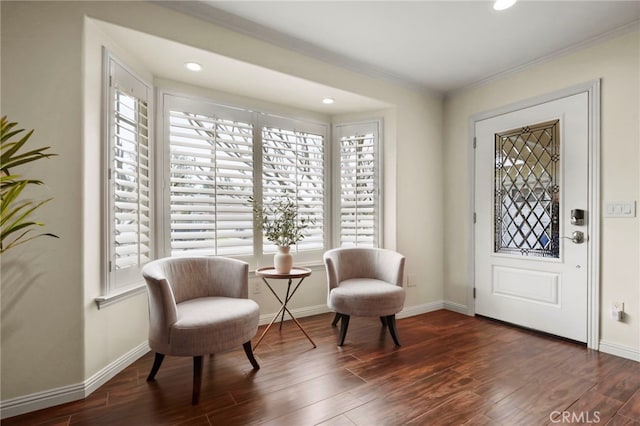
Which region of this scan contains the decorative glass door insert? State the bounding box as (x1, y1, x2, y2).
(494, 120, 560, 258)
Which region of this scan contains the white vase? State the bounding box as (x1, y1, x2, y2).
(274, 246, 293, 274)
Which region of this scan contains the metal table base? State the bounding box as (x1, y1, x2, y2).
(252, 267, 316, 350)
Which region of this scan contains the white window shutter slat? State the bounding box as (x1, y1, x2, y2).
(261, 125, 325, 253)
(337, 123, 379, 248)
(168, 110, 254, 256)
(108, 58, 153, 292)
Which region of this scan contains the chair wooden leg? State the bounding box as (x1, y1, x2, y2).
(380, 316, 387, 327)
(192, 356, 203, 405)
(331, 312, 342, 327)
(146, 352, 165, 381)
(243, 341, 260, 370)
(386, 315, 401, 346)
(338, 315, 350, 346)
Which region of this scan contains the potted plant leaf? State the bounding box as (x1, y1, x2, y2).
(1, 116, 58, 253)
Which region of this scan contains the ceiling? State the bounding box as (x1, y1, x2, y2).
(95, 19, 391, 115)
(101, 1, 640, 114)
(186, 0, 640, 93)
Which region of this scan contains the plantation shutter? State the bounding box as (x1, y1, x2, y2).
(109, 59, 152, 289)
(261, 117, 326, 254)
(335, 122, 380, 248)
(167, 99, 254, 257)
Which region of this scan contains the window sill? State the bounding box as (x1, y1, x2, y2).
(95, 262, 324, 308)
(95, 284, 147, 309)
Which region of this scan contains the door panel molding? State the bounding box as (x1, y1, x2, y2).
(492, 266, 561, 306)
(468, 79, 600, 349)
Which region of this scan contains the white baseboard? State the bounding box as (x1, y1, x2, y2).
(0, 382, 86, 420)
(443, 301, 471, 316)
(85, 342, 151, 395)
(259, 303, 331, 324)
(398, 300, 473, 318)
(265, 300, 464, 322)
(599, 340, 640, 362)
(0, 342, 150, 420)
(397, 300, 445, 318)
(260, 300, 468, 323)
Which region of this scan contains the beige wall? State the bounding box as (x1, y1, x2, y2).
(82, 15, 155, 385)
(1, 0, 443, 404)
(444, 29, 640, 352)
(1, 1, 86, 399)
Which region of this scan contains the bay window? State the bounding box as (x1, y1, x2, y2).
(102, 59, 382, 302)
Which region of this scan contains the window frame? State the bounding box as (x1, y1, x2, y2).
(257, 113, 329, 266)
(157, 91, 330, 267)
(160, 93, 256, 262)
(99, 50, 154, 305)
(332, 119, 384, 248)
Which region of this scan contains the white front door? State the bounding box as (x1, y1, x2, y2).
(474, 92, 589, 342)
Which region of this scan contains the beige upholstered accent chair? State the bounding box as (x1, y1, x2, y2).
(142, 256, 260, 404)
(323, 247, 406, 346)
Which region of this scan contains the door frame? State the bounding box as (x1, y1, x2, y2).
(467, 80, 601, 350)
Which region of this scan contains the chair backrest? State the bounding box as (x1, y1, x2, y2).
(323, 247, 405, 290)
(143, 256, 249, 304)
(142, 256, 249, 346)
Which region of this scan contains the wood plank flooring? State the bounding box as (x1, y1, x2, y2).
(4, 310, 640, 425)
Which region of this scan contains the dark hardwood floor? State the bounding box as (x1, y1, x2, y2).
(4, 310, 640, 425)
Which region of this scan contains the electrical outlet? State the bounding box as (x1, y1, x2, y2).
(611, 301, 624, 321)
(253, 282, 261, 294)
(406, 274, 417, 287)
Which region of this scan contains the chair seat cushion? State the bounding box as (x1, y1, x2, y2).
(168, 297, 259, 356)
(329, 278, 405, 317)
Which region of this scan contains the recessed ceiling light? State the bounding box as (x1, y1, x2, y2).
(322, 98, 335, 105)
(493, 0, 517, 10)
(184, 62, 203, 72)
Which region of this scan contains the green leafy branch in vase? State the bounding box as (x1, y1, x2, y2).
(1, 116, 58, 253)
(250, 196, 314, 248)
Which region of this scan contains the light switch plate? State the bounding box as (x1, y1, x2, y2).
(605, 201, 636, 218)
